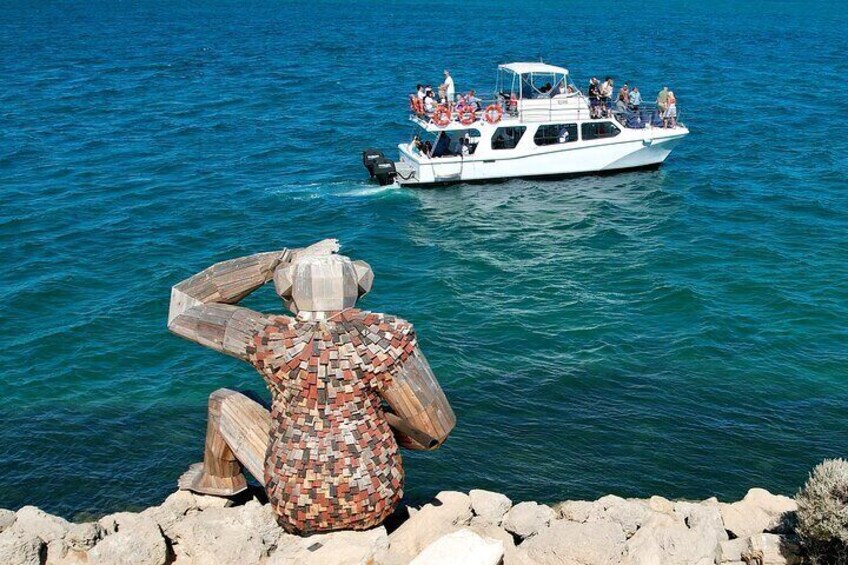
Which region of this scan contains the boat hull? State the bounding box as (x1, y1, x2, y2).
(396, 129, 687, 186)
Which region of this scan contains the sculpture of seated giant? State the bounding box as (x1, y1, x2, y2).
(166, 240, 456, 534)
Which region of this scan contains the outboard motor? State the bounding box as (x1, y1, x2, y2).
(372, 158, 397, 186)
(362, 149, 385, 178)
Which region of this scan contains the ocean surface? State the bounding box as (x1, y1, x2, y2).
(2, 0, 847, 520)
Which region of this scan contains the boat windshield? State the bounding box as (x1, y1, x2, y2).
(497, 67, 568, 100)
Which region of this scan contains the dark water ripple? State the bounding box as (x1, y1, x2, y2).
(1, 0, 847, 520)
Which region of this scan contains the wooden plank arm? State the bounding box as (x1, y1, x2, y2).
(168, 304, 268, 361)
(381, 346, 456, 451)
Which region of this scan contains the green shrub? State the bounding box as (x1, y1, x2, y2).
(796, 458, 848, 564)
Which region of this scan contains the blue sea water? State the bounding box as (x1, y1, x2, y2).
(1, 0, 847, 520)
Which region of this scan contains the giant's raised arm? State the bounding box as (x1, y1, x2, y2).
(167, 239, 339, 360)
(380, 334, 456, 451)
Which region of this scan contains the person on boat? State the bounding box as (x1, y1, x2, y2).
(410, 135, 425, 155)
(664, 90, 677, 128)
(600, 77, 614, 117)
(460, 137, 470, 157)
(416, 84, 425, 103)
(558, 125, 570, 143)
(467, 89, 482, 111)
(442, 70, 455, 108)
(619, 83, 630, 105)
(423, 88, 437, 115)
(614, 95, 629, 116)
(588, 78, 601, 118)
(629, 87, 642, 111)
(656, 86, 669, 116)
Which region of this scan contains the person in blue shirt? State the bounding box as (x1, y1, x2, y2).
(629, 87, 642, 111)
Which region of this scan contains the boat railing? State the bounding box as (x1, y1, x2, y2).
(409, 93, 682, 130)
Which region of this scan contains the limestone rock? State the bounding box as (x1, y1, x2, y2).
(673, 500, 728, 541)
(14, 506, 70, 543)
(0, 509, 16, 533)
(719, 488, 797, 538)
(469, 489, 512, 525)
(269, 526, 388, 565)
(718, 536, 749, 563)
(501, 501, 556, 539)
(520, 520, 627, 564)
(586, 495, 657, 537)
(648, 495, 675, 515)
(64, 521, 104, 551)
(741, 534, 801, 565)
(97, 511, 145, 534)
(15, 505, 71, 563)
(163, 489, 233, 512)
(88, 514, 166, 565)
(469, 517, 515, 548)
(411, 529, 504, 565)
(554, 499, 594, 522)
(0, 527, 45, 565)
(171, 502, 280, 564)
(388, 491, 473, 560)
(621, 513, 721, 565)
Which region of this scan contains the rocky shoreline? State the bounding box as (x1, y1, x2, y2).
(0, 485, 803, 564)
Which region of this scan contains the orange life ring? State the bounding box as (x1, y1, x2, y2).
(432, 105, 451, 127)
(458, 108, 476, 125)
(483, 104, 503, 124)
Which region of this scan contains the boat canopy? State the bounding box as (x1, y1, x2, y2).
(497, 62, 569, 100)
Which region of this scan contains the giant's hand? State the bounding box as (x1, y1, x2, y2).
(167, 240, 339, 360)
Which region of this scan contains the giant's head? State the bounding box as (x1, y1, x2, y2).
(273, 253, 373, 317)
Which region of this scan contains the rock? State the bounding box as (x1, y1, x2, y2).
(647, 495, 675, 515)
(501, 501, 556, 539)
(64, 521, 104, 551)
(741, 534, 801, 565)
(164, 489, 233, 512)
(170, 501, 281, 564)
(388, 491, 473, 560)
(519, 520, 627, 564)
(718, 537, 749, 563)
(554, 499, 594, 522)
(0, 509, 16, 534)
(15, 505, 71, 563)
(0, 527, 45, 565)
(719, 488, 797, 538)
(621, 513, 720, 565)
(411, 529, 504, 565)
(468, 517, 515, 547)
(586, 495, 657, 537)
(97, 511, 145, 534)
(373, 548, 410, 565)
(673, 500, 728, 541)
(14, 506, 70, 543)
(269, 526, 388, 565)
(88, 514, 166, 565)
(469, 490, 512, 525)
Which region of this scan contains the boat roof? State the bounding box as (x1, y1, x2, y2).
(499, 62, 568, 75)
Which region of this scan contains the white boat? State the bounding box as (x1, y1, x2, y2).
(362, 62, 689, 186)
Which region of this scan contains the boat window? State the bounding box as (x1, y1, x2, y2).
(534, 124, 578, 146)
(491, 126, 527, 150)
(581, 121, 621, 141)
